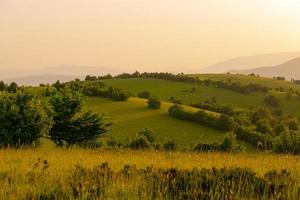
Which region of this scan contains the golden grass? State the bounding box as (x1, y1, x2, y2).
(0, 148, 299, 180)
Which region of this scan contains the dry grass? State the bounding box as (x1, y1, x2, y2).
(0, 148, 299, 178)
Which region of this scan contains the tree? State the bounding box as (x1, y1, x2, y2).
(256, 119, 272, 134)
(147, 97, 161, 109)
(48, 88, 110, 146)
(0, 92, 52, 147)
(0, 81, 7, 92)
(7, 82, 18, 93)
(218, 114, 236, 131)
(137, 91, 151, 99)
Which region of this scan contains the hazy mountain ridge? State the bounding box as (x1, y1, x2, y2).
(0, 65, 124, 86)
(201, 52, 300, 73)
(230, 56, 300, 79)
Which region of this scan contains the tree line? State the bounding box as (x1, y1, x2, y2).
(85, 72, 270, 94)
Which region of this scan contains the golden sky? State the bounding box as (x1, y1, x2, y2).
(0, 0, 300, 71)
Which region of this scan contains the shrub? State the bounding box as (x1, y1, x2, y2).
(6, 82, 18, 93)
(147, 97, 161, 109)
(169, 104, 235, 131)
(137, 128, 155, 143)
(128, 136, 151, 150)
(218, 114, 236, 131)
(110, 88, 131, 101)
(163, 140, 178, 151)
(137, 91, 151, 99)
(219, 133, 240, 152)
(264, 95, 280, 107)
(0, 92, 52, 147)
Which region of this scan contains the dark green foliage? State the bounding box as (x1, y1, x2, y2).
(6, 82, 18, 93)
(82, 84, 132, 101)
(235, 126, 270, 148)
(147, 97, 161, 109)
(219, 133, 240, 152)
(0, 81, 7, 91)
(255, 119, 272, 134)
(218, 114, 236, 131)
(264, 95, 280, 107)
(52, 80, 65, 91)
(48, 88, 110, 146)
(110, 87, 131, 101)
(0, 92, 52, 147)
(163, 140, 178, 151)
(273, 131, 300, 154)
(137, 91, 151, 99)
(137, 128, 155, 143)
(168, 104, 235, 131)
(191, 100, 236, 115)
(128, 136, 152, 150)
(192, 133, 240, 152)
(128, 129, 157, 150)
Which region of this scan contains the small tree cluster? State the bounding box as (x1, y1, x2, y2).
(0, 81, 18, 93)
(137, 91, 151, 99)
(168, 104, 236, 131)
(147, 97, 161, 109)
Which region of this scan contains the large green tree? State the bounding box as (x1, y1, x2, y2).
(0, 92, 52, 147)
(49, 88, 110, 146)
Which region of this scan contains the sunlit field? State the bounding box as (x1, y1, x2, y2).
(0, 148, 299, 199)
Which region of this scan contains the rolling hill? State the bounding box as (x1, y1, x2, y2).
(230, 56, 300, 80)
(200, 52, 300, 73)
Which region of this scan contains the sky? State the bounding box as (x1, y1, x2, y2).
(1, 0, 300, 71)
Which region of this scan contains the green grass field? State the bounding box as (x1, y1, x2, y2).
(101, 77, 300, 118)
(190, 73, 300, 91)
(83, 97, 226, 147)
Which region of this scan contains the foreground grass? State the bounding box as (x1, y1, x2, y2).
(0, 148, 299, 177)
(0, 149, 299, 199)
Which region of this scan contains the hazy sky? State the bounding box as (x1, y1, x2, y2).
(1, 0, 300, 71)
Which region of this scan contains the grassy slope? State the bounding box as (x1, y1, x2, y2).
(83, 97, 226, 147)
(191, 73, 300, 90)
(102, 77, 300, 119)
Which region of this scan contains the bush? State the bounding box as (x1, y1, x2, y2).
(0, 92, 52, 147)
(6, 82, 18, 93)
(168, 104, 235, 131)
(137, 128, 155, 143)
(218, 114, 236, 131)
(163, 140, 178, 151)
(137, 91, 151, 99)
(128, 136, 152, 150)
(147, 97, 161, 109)
(219, 133, 240, 152)
(110, 88, 131, 101)
(48, 88, 110, 146)
(264, 95, 280, 107)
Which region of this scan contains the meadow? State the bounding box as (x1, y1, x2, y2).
(0, 148, 299, 199)
(83, 97, 227, 147)
(102, 77, 300, 119)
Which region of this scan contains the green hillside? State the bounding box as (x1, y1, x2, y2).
(83, 97, 226, 147)
(190, 73, 300, 91)
(101, 77, 300, 118)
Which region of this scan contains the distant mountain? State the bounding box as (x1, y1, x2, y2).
(0, 65, 124, 86)
(4, 74, 81, 86)
(201, 52, 300, 73)
(230, 56, 300, 80)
